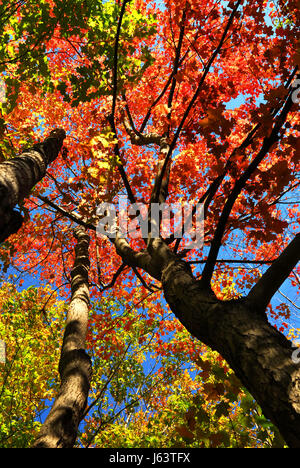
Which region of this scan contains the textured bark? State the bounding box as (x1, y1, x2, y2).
(160, 253, 300, 448)
(32, 227, 92, 448)
(0, 128, 66, 243)
(113, 236, 300, 447)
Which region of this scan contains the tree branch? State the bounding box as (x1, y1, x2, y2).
(112, 232, 161, 281)
(201, 88, 295, 287)
(166, 7, 187, 137)
(153, 0, 243, 205)
(168, 67, 299, 251)
(108, 0, 137, 205)
(99, 262, 127, 292)
(37, 195, 95, 230)
(247, 233, 300, 312)
(123, 116, 162, 146)
(0, 128, 66, 243)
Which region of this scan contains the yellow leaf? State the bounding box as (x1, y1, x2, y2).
(88, 167, 99, 179)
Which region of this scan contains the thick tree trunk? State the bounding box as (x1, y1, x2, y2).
(32, 227, 92, 448)
(160, 254, 300, 448)
(0, 128, 66, 243)
(112, 229, 300, 447)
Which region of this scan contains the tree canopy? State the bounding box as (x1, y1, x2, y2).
(0, 0, 299, 449)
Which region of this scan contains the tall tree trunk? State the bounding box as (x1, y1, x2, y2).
(0, 128, 66, 243)
(113, 234, 300, 447)
(32, 227, 92, 448)
(158, 242, 300, 448)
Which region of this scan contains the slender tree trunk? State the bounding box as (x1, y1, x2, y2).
(0, 128, 66, 243)
(32, 227, 92, 448)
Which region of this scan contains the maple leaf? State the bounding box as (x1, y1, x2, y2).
(0, 0, 299, 450)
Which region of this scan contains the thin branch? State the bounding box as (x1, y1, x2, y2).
(201, 88, 295, 287)
(188, 259, 276, 265)
(138, 44, 196, 134)
(110, 0, 130, 121)
(166, 7, 187, 135)
(82, 343, 131, 420)
(131, 266, 159, 292)
(278, 289, 300, 310)
(247, 233, 300, 312)
(99, 262, 127, 292)
(37, 195, 96, 231)
(153, 0, 243, 204)
(108, 0, 137, 205)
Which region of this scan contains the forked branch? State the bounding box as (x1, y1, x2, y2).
(201, 89, 295, 287)
(247, 233, 300, 312)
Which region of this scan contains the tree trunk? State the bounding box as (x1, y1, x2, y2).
(32, 227, 92, 448)
(111, 228, 300, 447)
(0, 128, 66, 243)
(160, 253, 300, 448)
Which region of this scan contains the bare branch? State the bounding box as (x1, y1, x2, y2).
(37, 195, 95, 230)
(201, 88, 295, 287)
(247, 233, 300, 312)
(153, 0, 243, 205)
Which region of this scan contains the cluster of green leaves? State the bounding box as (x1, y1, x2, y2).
(57, 0, 157, 106)
(0, 0, 156, 112)
(93, 345, 286, 448)
(0, 1, 55, 111)
(0, 281, 288, 448)
(0, 282, 64, 448)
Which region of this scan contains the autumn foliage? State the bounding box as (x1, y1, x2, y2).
(0, 0, 299, 449)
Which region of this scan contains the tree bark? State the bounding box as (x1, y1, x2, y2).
(0, 128, 66, 243)
(159, 249, 300, 448)
(113, 235, 300, 447)
(32, 226, 92, 448)
(37, 203, 299, 446)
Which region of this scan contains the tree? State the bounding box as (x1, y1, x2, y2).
(0, 280, 288, 448)
(0, 0, 299, 448)
(0, 282, 65, 448)
(0, 128, 66, 243)
(32, 226, 91, 448)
